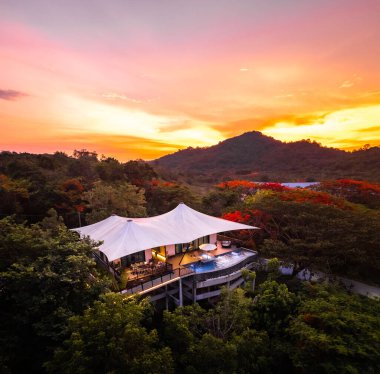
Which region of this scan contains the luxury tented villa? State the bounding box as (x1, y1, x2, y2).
(74, 203, 259, 306)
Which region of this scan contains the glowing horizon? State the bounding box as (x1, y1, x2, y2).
(1, 0, 380, 161)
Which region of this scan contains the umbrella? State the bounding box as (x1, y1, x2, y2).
(199, 243, 217, 251)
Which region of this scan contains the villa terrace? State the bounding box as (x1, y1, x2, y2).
(119, 239, 238, 287)
(123, 243, 258, 295)
(74, 203, 259, 305)
(117, 240, 232, 285)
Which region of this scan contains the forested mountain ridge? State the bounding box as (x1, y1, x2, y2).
(152, 131, 380, 183)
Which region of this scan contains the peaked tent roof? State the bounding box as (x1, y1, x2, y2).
(73, 203, 258, 261)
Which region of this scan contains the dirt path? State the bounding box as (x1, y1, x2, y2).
(297, 269, 380, 299)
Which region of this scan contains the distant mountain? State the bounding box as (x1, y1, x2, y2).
(152, 131, 380, 183)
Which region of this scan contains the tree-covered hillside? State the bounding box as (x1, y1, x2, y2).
(152, 131, 380, 184)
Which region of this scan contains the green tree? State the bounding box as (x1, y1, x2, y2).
(0, 174, 30, 215)
(252, 280, 298, 335)
(145, 181, 200, 215)
(187, 333, 237, 374)
(0, 219, 109, 373)
(163, 303, 205, 355)
(267, 257, 281, 280)
(68, 149, 99, 181)
(204, 288, 252, 340)
(46, 293, 174, 374)
(124, 159, 157, 187)
(288, 283, 380, 374)
(162, 303, 207, 371)
(83, 181, 146, 223)
(232, 329, 272, 374)
(96, 157, 126, 182)
(201, 188, 241, 216)
(241, 268, 257, 293)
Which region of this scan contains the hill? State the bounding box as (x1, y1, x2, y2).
(152, 131, 380, 183)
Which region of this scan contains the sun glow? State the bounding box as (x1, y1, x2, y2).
(262, 105, 380, 149)
(1, 1, 380, 159)
(51, 94, 223, 156)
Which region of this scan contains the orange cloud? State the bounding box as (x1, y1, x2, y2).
(1, 0, 380, 159)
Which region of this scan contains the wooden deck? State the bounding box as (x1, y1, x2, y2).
(121, 241, 237, 289)
(122, 262, 170, 282)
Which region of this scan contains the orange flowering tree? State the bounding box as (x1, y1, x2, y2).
(220, 185, 380, 282)
(317, 179, 380, 209)
(278, 188, 351, 210)
(222, 208, 279, 248)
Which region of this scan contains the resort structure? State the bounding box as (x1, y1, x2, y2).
(74, 203, 259, 307)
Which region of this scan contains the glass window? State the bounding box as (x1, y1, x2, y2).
(120, 250, 146, 267)
(175, 243, 183, 254)
(192, 235, 210, 249)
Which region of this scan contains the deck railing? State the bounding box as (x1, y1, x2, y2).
(124, 266, 193, 294)
(123, 248, 258, 295)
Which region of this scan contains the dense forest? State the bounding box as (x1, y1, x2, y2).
(0, 150, 199, 227)
(152, 131, 380, 184)
(209, 180, 380, 284)
(1, 218, 379, 373)
(1, 150, 380, 373)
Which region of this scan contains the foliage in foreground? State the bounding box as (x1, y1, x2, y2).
(0, 216, 378, 374)
(46, 293, 174, 374)
(160, 283, 380, 374)
(0, 217, 110, 373)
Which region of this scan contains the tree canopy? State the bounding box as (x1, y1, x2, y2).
(46, 293, 174, 374)
(215, 182, 380, 284)
(0, 218, 110, 373)
(83, 181, 147, 223)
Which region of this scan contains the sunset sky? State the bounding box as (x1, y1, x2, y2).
(1, 0, 380, 160)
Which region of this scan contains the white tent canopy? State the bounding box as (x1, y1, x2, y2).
(73, 203, 258, 261)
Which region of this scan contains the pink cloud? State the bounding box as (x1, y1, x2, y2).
(1, 0, 380, 158)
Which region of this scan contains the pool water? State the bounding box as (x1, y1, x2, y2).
(187, 250, 254, 273)
(189, 261, 217, 272)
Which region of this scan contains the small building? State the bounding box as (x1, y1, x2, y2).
(74, 203, 259, 306)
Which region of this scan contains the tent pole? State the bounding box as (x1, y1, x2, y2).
(178, 244, 189, 267)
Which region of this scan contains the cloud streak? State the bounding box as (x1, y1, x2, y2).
(0, 89, 28, 101)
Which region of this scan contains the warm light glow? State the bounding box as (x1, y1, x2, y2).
(1, 1, 380, 160)
(263, 105, 380, 149)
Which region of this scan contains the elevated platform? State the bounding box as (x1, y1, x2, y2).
(122, 248, 259, 306)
